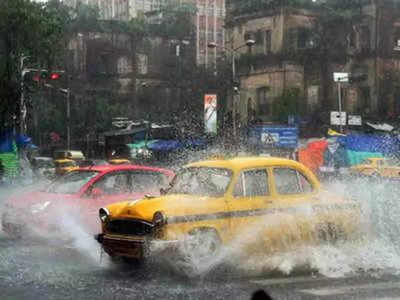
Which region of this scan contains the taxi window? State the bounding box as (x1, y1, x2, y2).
(273, 168, 302, 195)
(130, 170, 171, 192)
(297, 172, 313, 193)
(92, 171, 130, 194)
(234, 169, 269, 198)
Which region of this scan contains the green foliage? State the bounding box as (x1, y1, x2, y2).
(0, 0, 67, 129)
(273, 88, 304, 122)
(230, 0, 370, 17)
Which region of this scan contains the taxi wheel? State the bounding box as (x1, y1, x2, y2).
(178, 229, 222, 277)
(185, 229, 221, 262)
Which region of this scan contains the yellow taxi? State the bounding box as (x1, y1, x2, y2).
(55, 158, 79, 176)
(96, 157, 360, 269)
(108, 158, 131, 165)
(349, 157, 400, 179)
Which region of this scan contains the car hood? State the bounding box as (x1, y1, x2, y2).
(4, 191, 79, 210)
(106, 194, 215, 223)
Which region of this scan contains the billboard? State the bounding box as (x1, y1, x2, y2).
(248, 126, 299, 148)
(204, 94, 217, 134)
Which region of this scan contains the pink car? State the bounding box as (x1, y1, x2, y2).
(2, 164, 174, 238)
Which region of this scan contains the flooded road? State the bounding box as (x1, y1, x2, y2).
(1, 177, 400, 299)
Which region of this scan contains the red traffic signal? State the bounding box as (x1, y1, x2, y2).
(51, 73, 60, 80)
(33, 75, 40, 82)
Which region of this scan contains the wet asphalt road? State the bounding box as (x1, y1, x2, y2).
(1, 182, 400, 299)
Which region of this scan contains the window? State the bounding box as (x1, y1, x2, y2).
(254, 30, 263, 46)
(287, 27, 311, 50)
(265, 30, 271, 53)
(257, 87, 270, 116)
(349, 30, 357, 48)
(130, 170, 170, 192)
(297, 27, 309, 49)
(297, 172, 313, 193)
(92, 171, 130, 194)
(273, 168, 313, 195)
(47, 171, 99, 194)
(234, 169, 269, 198)
(287, 28, 297, 51)
(360, 26, 371, 51)
(169, 167, 232, 197)
(244, 31, 252, 41)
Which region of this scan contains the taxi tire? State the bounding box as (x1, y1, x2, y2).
(179, 229, 222, 277)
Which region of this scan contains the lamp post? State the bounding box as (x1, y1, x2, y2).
(59, 88, 71, 150)
(207, 39, 255, 142)
(19, 55, 31, 135)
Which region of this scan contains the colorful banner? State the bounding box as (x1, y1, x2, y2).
(204, 94, 217, 134)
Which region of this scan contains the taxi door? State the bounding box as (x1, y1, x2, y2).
(226, 168, 276, 253)
(268, 166, 319, 251)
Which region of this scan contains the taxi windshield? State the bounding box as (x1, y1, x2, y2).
(47, 171, 99, 194)
(168, 167, 232, 197)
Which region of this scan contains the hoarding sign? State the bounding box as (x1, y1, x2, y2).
(330, 111, 347, 125)
(204, 94, 217, 134)
(348, 115, 362, 126)
(333, 72, 349, 82)
(248, 126, 299, 148)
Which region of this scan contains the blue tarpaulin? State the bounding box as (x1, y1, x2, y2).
(183, 138, 207, 148)
(0, 131, 32, 153)
(332, 134, 399, 155)
(147, 140, 184, 151)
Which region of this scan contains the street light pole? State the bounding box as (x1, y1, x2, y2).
(207, 39, 255, 144)
(67, 89, 71, 150)
(338, 81, 342, 133)
(59, 88, 71, 149)
(19, 55, 30, 135)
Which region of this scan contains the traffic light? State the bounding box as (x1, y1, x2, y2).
(51, 73, 60, 80)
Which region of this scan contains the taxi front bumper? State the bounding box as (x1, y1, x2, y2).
(95, 233, 180, 259)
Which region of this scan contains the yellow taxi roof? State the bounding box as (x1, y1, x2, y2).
(187, 156, 304, 171)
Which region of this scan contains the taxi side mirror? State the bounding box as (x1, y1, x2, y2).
(91, 187, 104, 198)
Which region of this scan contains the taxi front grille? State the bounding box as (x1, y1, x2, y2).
(106, 219, 153, 236)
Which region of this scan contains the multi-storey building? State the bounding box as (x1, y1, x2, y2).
(226, 0, 400, 126)
(64, 0, 226, 66)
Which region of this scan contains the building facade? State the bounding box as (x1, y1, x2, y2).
(226, 1, 400, 127)
(64, 0, 226, 66)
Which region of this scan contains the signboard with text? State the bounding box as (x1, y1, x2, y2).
(248, 126, 299, 148)
(204, 94, 217, 134)
(348, 115, 362, 126)
(330, 111, 347, 126)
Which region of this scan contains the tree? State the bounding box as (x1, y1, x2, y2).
(0, 0, 68, 130)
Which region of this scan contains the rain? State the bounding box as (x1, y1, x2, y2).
(2, 0, 400, 299)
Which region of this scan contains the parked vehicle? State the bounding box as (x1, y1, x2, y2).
(55, 158, 79, 176)
(54, 150, 85, 162)
(30, 156, 55, 180)
(349, 157, 400, 179)
(78, 159, 109, 167)
(2, 165, 174, 238)
(95, 157, 360, 273)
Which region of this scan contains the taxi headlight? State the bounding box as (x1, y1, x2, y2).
(99, 208, 110, 223)
(153, 211, 166, 227)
